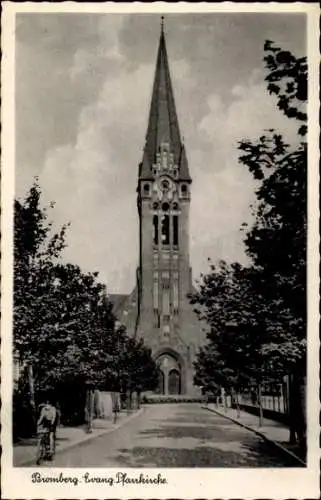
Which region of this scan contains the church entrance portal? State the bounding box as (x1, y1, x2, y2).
(156, 353, 182, 395)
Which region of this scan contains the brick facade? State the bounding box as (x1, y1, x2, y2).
(111, 25, 205, 396)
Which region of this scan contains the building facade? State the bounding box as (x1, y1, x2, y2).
(111, 24, 205, 396)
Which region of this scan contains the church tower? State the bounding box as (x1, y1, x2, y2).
(134, 21, 204, 396)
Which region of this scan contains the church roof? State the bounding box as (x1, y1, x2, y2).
(109, 294, 129, 315)
(139, 23, 191, 182)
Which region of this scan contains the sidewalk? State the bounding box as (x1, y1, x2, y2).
(14, 408, 144, 467)
(203, 404, 306, 466)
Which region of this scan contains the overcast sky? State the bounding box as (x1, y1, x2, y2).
(15, 12, 306, 293)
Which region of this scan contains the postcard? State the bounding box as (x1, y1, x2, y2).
(1, 2, 319, 498)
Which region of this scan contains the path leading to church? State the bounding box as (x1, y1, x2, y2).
(48, 404, 296, 467)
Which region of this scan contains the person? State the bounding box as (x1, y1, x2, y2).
(52, 402, 61, 453)
(37, 398, 57, 460)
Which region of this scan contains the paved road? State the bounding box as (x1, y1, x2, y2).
(48, 404, 297, 467)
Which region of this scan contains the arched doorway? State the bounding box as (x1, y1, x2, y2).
(156, 352, 182, 395)
(168, 369, 181, 395)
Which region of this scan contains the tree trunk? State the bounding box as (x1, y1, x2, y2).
(126, 390, 131, 414)
(257, 384, 264, 428)
(85, 389, 94, 433)
(288, 373, 306, 451)
(235, 391, 240, 419)
(27, 364, 37, 431)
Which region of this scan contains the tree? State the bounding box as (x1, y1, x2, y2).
(13, 181, 119, 430)
(14, 179, 69, 425)
(125, 337, 159, 395)
(238, 41, 307, 447)
(191, 41, 307, 445)
(190, 260, 273, 424)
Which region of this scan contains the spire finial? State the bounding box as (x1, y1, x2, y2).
(161, 16, 164, 33)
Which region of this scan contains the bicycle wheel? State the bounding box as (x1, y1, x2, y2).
(36, 434, 45, 465)
(45, 432, 52, 460)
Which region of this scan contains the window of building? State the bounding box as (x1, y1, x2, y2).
(153, 272, 159, 311)
(162, 289, 170, 316)
(154, 309, 160, 328)
(173, 215, 179, 246)
(173, 272, 179, 313)
(153, 202, 159, 210)
(181, 184, 188, 196)
(143, 183, 150, 195)
(162, 202, 170, 212)
(161, 215, 170, 245)
(153, 215, 158, 245)
(172, 202, 179, 210)
(161, 179, 170, 191)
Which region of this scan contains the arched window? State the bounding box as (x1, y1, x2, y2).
(161, 215, 170, 245)
(173, 215, 179, 246)
(181, 184, 188, 197)
(153, 215, 158, 245)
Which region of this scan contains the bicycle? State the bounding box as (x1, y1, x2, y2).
(36, 427, 53, 465)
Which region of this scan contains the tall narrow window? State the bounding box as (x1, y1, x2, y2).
(181, 184, 187, 196)
(173, 215, 179, 246)
(162, 288, 170, 316)
(162, 271, 170, 317)
(153, 215, 158, 245)
(153, 271, 159, 310)
(173, 272, 179, 313)
(161, 215, 170, 245)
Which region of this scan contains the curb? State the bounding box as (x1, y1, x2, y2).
(201, 405, 306, 466)
(17, 407, 145, 467)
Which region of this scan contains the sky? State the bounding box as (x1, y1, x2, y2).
(15, 12, 306, 293)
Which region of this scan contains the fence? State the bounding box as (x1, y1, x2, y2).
(239, 393, 287, 414)
(227, 379, 291, 425)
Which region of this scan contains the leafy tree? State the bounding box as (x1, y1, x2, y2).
(190, 260, 272, 421)
(191, 41, 307, 445)
(33, 264, 116, 392)
(13, 181, 118, 429)
(14, 180, 69, 424)
(124, 337, 159, 395)
(238, 41, 307, 377)
(238, 41, 307, 447)
(263, 40, 307, 135)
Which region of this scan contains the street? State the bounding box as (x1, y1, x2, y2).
(40, 404, 297, 467)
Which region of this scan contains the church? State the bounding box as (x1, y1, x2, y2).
(111, 21, 205, 396)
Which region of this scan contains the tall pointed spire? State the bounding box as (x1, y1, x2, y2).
(139, 19, 191, 182)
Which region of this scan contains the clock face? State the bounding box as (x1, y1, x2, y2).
(158, 176, 172, 192)
(161, 179, 170, 191)
(154, 176, 176, 201)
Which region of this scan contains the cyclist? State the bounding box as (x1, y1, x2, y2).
(37, 398, 57, 461)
